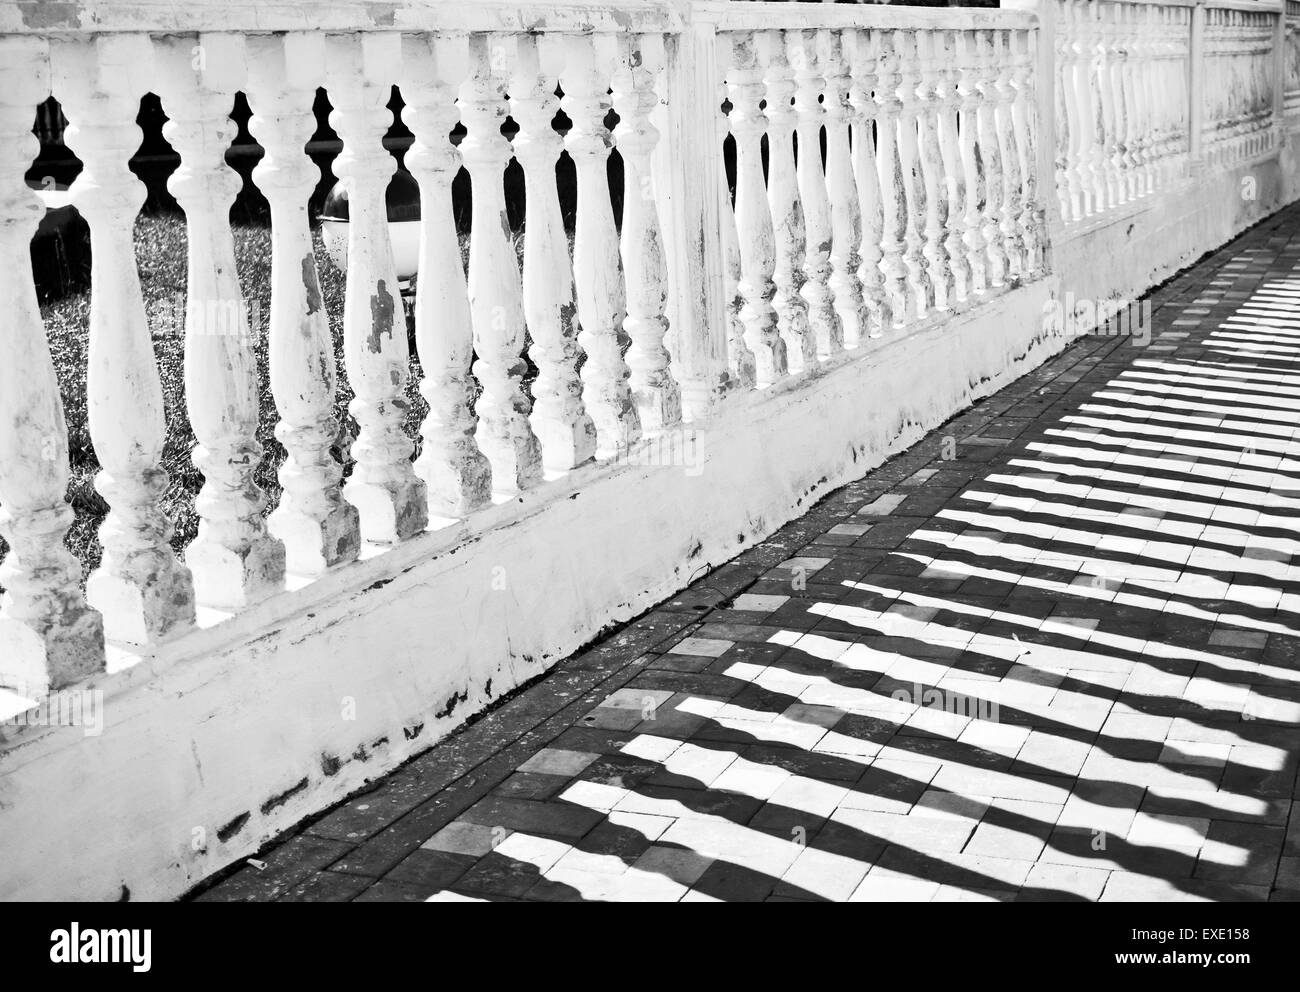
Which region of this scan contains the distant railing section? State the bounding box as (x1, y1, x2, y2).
(1201, 6, 1276, 166)
(1044, 0, 1288, 230)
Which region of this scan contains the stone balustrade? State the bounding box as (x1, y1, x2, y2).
(2, 0, 1299, 900)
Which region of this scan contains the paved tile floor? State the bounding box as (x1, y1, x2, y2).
(197, 208, 1300, 902)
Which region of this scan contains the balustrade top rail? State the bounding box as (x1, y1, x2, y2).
(699, 1, 1034, 29)
(0, 0, 1281, 34)
(0, 0, 683, 34)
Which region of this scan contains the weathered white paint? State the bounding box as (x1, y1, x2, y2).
(656, 6, 734, 417)
(613, 33, 683, 433)
(157, 34, 288, 609)
(0, 36, 105, 695)
(461, 33, 544, 495)
(822, 30, 867, 345)
(402, 33, 495, 519)
(513, 34, 599, 472)
(1016, 0, 1297, 307)
(0, 0, 684, 35)
(327, 33, 429, 545)
(763, 31, 815, 376)
(563, 32, 640, 457)
(1053, 154, 1291, 313)
(728, 30, 787, 385)
(248, 33, 363, 576)
(790, 29, 839, 359)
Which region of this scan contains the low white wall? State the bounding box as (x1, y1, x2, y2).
(0, 276, 1063, 901)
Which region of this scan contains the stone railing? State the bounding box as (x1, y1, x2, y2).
(1, 0, 1296, 900)
(0, 0, 1044, 700)
(1200, 4, 1278, 167)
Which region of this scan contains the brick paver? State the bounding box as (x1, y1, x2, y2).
(194, 207, 1300, 902)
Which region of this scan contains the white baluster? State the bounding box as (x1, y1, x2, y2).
(718, 70, 758, 389)
(727, 31, 786, 385)
(560, 33, 639, 456)
(613, 33, 683, 430)
(956, 32, 988, 295)
(1145, 7, 1165, 189)
(246, 33, 361, 575)
(875, 31, 910, 325)
(401, 33, 493, 518)
(156, 34, 285, 608)
(762, 31, 816, 374)
(0, 37, 104, 693)
(975, 30, 1008, 289)
(1167, 9, 1191, 180)
(1011, 28, 1045, 278)
(821, 30, 868, 347)
(511, 34, 597, 470)
(935, 30, 971, 306)
(916, 30, 952, 312)
(325, 34, 429, 541)
(993, 31, 1025, 280)
(894, 31, 930, 319)
(1051, 5, 1073, 219)
(1079, 4, 1107, 211)
(1201, 11, 1221, 169)
(846, 28, 889, 335)
(460, 33, 543, 493)
(1131, 5, 1155, 196)
(791, 30, 841, 356)
(1099, 7, 1127, 208)
(1061, 2, 1089, 218)
(54, 35, 196, 640)
(1118, 4, 1143, 200)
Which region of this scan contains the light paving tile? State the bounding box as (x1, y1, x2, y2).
(777, 847, 872, 901)
(668, 637, 735, 658)
(423, 821, 508, 857)
(732, 594, 790, 613)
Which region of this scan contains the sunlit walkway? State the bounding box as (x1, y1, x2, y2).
(196, 211, 1300, 902)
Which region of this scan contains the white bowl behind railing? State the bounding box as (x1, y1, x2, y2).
(318, 170, 423, 282)
(320, 218, 422, 281)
